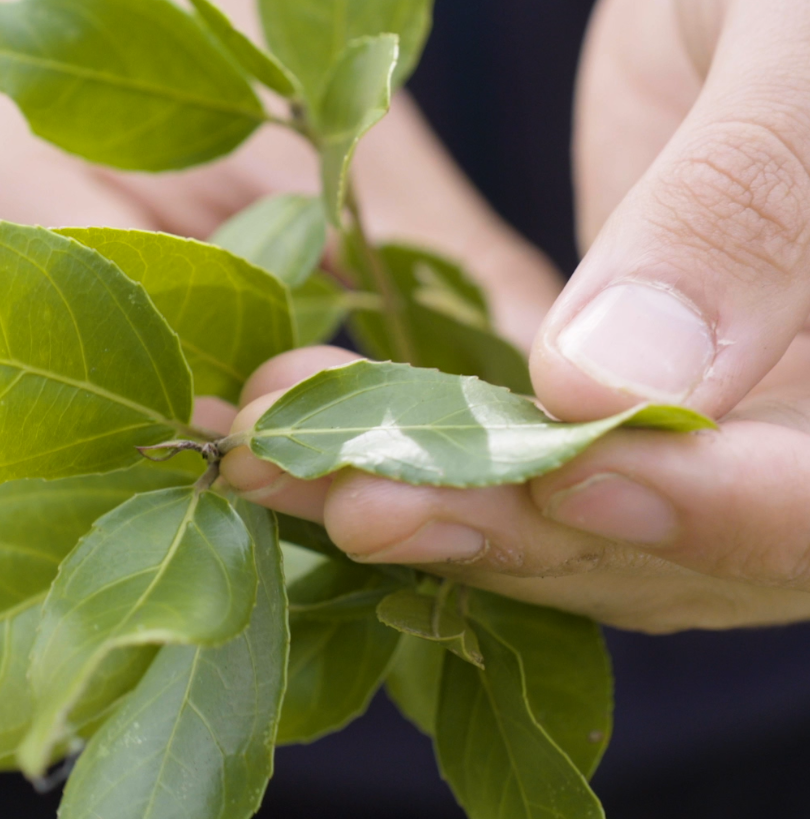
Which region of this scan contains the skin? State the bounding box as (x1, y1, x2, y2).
(7, 0, 810, 633)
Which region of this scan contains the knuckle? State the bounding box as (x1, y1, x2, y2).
(652, 120, 810, 280)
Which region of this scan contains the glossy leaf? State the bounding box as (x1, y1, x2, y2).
(189, 0, 299, 98)
(385, 635, 445, 736)
(0, 0, 265, 170)
(19, 488, 256, 776)
(59, 228, 294, 403)
(212, 195, 327, 288)
(377, 588, 484, 668)
(59, 504, 288, 819)
(0, 223, 192, 482)
(436, 633, 605, 819)
(258, 0, 432, 105)
(291, 272, 348, 346)
(469, 590, 612, 778)
(317, 35, 399, 224)
(238, 360, 715, 488)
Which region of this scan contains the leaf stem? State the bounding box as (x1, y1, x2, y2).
(345, 183, 416, 363)
(431, 579, 456, 637)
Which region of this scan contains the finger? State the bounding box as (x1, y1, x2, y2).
(532, 0, 810, 421)
(220, 347, 361, 522)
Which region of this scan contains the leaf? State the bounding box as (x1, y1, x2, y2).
(258, 0, 433, 105)
(277, 615, 399, 745)
(468, 591, 612, 778)
(436, 634, 605, 819)
(291, 272, 348, 346)
(385, 635, 444, 736)
(0, 0, 265, 171)
(377, 588, 484, 668)
(59, 504, 288, 819)
(189, 0, 299, 98)
(59, 228, 294, 404)
(0, 222, 193, 482)
(345, 241, 532, 393)
(18, 487, 257, 776)
(317, 35, 399, 224)
(236, 360, 715, 488)
(211, 195, 327, 289)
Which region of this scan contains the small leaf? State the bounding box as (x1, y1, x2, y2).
(0, 223, 193, 482)
(237, 360, 715, 488)
(385, 635, 444, 736)
(59, 505, 288, 819)
(317, 35, 399, 224)
(436, 633, 605, 819)
(189, 0, 299, 98)
(59, 228, 294, 403)
(469, 590, 612, 778)
(258, 0, 433, 105)
(0, 0, 265, 170)
(377, 588, 484, 668)
(211, 195, 327, 288)
(18, 488, 257, 776)
(291, 272, 348, 346)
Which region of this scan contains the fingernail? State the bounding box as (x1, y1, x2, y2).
(352, 522, 487, 565)
(544, 473, 678, 544)
(557, 283, 714, 401)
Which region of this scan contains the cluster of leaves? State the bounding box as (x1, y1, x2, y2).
(0, 1, 713, 818)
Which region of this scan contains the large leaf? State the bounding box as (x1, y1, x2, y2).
(258, 0, 433, 105)
(59, 505, 288, 819)
(0, 0, 265, 170)
(317, 35, 399, 224)
(347, 243, 533, 393)
(436, 634, 604, 819)
(189, 0, 299, 98)
(211, 195, 327, 288)
(18, 488, 256, 776)
(469, 591, 612, 778)
(59, 229, 294, 403)
(0, 223, 192, 482)
(385, 635, 444, 736)
(232, 360, 715, 488)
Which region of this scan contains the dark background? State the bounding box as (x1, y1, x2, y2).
(7, 0, 810, 816)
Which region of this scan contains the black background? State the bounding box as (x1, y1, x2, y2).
(7, 1, 810, 816)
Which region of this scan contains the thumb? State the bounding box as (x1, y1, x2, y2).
(532, 0, 810, 421)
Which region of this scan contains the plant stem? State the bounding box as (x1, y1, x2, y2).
(345, 184, 416, 364)
(431, 579, 456, 637)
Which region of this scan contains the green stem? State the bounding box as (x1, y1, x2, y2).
(431, 579, 456, 637)
(345, 184, 416, 364)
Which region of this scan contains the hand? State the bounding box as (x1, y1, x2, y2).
(223, 0, 810, 633)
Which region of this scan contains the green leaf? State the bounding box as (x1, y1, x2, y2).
(377, 588, 484, 668)
(211, 195, 327, 288)
(291, 272, 348, 346)
(189, 0, 299, 98)
(345, 241, 532, 392)
(59, 228, 294, 404)
(0, 223, 193, 482)
(258, 0, 432, 105)
(0, 0, 265, 170)
(59, 504, 288, 819)
(278, 614, 399, 745)
(236, 360, 715, 488)
(436, 633, 605, 819)
(18, 487, 257, 776)
(468, 591, 612, 778)
(385, 635, 444, 736)
(317, 35, 399, 224)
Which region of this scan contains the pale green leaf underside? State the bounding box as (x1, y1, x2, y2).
(385, 635, 444, 736)
(189, 0, 299, 98)
(318, 35, 399, 224)
(244, 360, 715, 488)
(59, 228, 294, 403)
(469, 591, 613, 779)
(59, 505, 288, 819)
(212, 195, 327, 289)
(0, 0, 265, 170)
(258, 0, 432, 105)
(436, 635, 604, 819)
(19, 488, 256, 776)
(0, 223, 192, 482)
